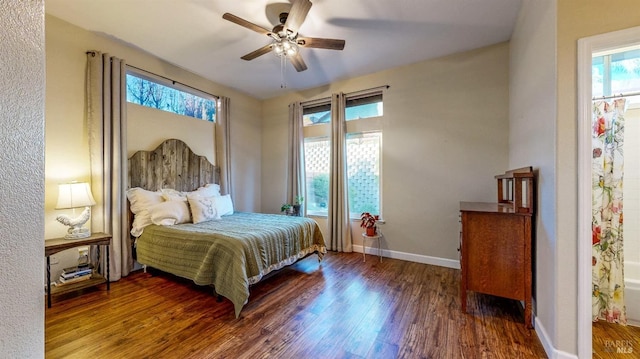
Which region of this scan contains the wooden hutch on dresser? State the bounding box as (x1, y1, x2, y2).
(459, 166, 535, 328)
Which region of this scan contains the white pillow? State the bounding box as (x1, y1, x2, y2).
(127, 187, 163, 213)
(127, 188, 164, 237)
(160, 184, 220, 202)
(187, 194, 221, 224)
(193, 183, 221, 198)
(160, 188, 187, 202)
(130, 209, 152, 237)
(149, 200, 191, 225)
(212, 194, 234, 216)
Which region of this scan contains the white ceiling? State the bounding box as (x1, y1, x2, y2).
(45, 0, 522, 100)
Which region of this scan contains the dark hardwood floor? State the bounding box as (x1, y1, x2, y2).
(592, 321, 640, 358)
(46, 252, 547, 358)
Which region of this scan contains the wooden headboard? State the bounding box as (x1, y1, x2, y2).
(128, 138, 220, 192)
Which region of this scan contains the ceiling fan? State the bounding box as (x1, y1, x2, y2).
(222, 0, 345, 72)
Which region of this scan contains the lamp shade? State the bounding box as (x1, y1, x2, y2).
(55, 182, 96, 209)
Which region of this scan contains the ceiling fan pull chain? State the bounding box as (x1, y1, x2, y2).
(281, 55, 287, 88)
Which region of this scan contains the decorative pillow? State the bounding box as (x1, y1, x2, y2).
(193, 183, 221, 198)
(187, 194, 221, 224)
(149, 200, 191, 225)
(212, 194, 234, 216)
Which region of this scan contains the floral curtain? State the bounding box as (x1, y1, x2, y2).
(592, 98, 627, 325)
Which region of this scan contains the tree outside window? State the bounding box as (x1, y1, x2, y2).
(126, 73, 216, 122)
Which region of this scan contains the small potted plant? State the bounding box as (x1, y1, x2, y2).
(292, 196, 304, 217)
(360, 212, 378, 236)
(281, 203, 293, 215)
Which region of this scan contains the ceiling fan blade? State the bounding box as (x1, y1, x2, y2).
(284, 0, 312, 35)
(241, 44, 273, 61)
(289, 52, 308, 72)
(223, 13, 272, 37)
(297, 37, 345, 50)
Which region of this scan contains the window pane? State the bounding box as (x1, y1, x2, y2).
(126, 73, 216, 122)
(346, 94, 383, 121)
(303, 110, 331, 126)
(592, 56, 605, 98)
(303, 93, 384, 125)
(304, 138, 330, 215)
(346, 132, 381, 217)
(611, 52, 640, 95)
(303, 102, 331, 126)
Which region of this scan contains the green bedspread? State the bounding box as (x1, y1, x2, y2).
(135, 212, 326, 317)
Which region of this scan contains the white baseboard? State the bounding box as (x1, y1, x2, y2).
(535, 317, 578, 359)
(351, 244, 460, 269)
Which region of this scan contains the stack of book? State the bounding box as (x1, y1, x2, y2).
(57, 264, 94, 286)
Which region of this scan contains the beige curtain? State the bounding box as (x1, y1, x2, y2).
(86, 51, 131, 281)
(216, 96, 232, 197)
(328, 92, 352, 252)
(287, 102, 305, 215)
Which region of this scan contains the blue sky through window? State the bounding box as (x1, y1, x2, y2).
(593, 49, 640, 99)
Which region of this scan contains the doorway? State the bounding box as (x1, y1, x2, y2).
(578, 26, 640, 358)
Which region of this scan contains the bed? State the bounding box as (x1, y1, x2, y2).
(128, 139, 326, 317)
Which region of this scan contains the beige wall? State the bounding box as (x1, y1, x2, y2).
(0, 1, 45, 357)
(509, 0, 558, 353)
(45, 14, 263, 276)
(127, 104, 216, 163)
(262, 43, 510, 261)
(555, 0, 640, 355)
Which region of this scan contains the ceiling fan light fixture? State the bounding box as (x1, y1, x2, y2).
(284, 41, 298, 56)
(273, 40, 298, 57)
(273, 41, 285, 56)
(223, 0, 343, 77)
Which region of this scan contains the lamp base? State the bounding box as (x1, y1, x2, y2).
(56, 206, 92, 239)
(65, 227, 91, 240)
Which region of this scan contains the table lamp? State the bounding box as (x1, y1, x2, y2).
(55, 182, 96, 239)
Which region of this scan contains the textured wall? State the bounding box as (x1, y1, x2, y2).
(0, 1, 46, 358)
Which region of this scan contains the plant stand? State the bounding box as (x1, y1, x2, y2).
(362, 219, 385, 262)
(361, 232, 382, 262)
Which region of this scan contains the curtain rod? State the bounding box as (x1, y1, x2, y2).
(86, 52, 219, 100)
(592, 90, 640, 101)
(126, 64, 219, 100)
(300, 85, 390, 106)
(346, 85, 390, 97)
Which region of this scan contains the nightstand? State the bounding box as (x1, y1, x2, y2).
(45, 232, 112, 308)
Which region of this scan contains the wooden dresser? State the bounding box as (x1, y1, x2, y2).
(460, 167, 534, 328)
